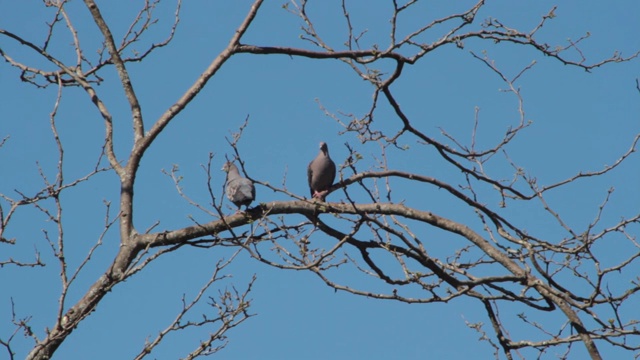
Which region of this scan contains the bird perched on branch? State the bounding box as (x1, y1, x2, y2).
(222, 161, 255, 212)
(307, 142, 336, 201)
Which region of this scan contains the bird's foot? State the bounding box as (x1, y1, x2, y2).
(312, 190, 328, 201)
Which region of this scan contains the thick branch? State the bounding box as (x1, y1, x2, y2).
(140, 199, 602, 358)
(236, 44, 410, 63)
(83, 0, 144, 142)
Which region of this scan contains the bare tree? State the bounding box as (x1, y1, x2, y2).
(1, 1, 638, 359)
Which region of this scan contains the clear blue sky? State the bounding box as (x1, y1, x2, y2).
(1, 1, 639, 359)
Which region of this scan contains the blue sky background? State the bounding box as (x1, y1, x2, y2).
(1, 1, 639, 359)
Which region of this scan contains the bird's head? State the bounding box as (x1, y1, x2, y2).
(319, 142, 329, 155)
(221, 161, 233, 173)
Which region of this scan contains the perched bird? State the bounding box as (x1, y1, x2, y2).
(222, 161, 255, 212)
(307, 142, 336, 201)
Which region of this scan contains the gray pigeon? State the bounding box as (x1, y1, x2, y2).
(307, 142, 336, 201)
(222, 161, 255, 212)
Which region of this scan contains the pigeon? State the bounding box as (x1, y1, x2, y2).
(222, 161, 255, 212)
(307, 142, 336, 201)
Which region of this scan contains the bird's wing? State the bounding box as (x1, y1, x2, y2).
(307, 160, 315, 196)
